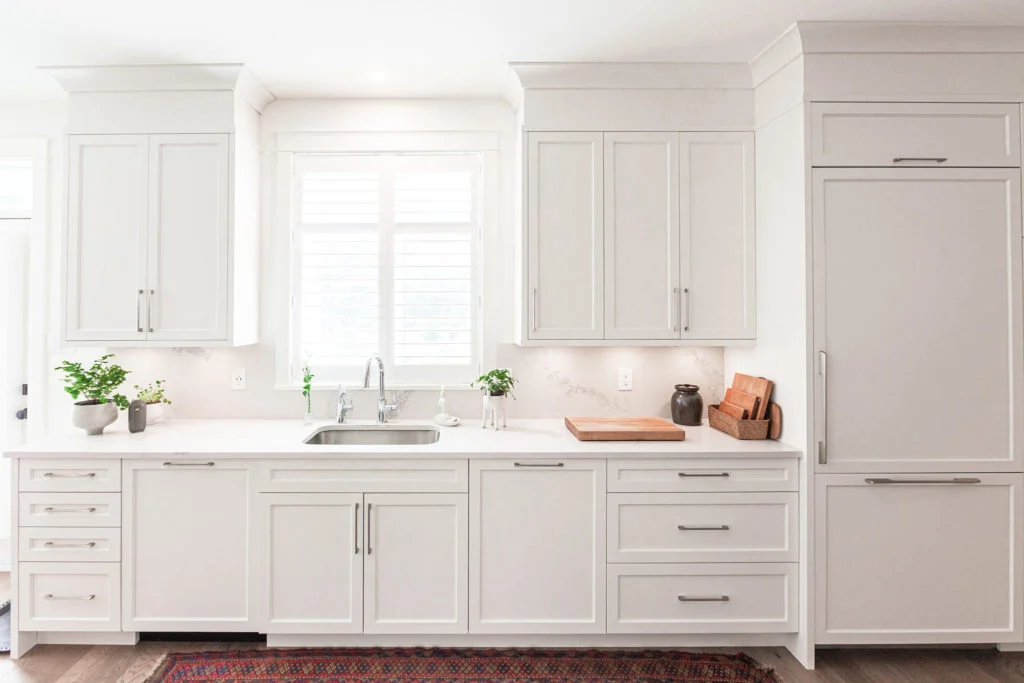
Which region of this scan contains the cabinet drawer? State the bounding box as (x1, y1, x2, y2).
(256, 460, 468, 493)
(19, 493, 121, 527)
(811, 103, 1021, 167)
(609, 492, 797, 563)
(19, 528, 121, 563)
(19, 562, 121, 631)
(608, 563, 797, 634)
(608, 459, 797, 493)
(19, 459, 121, 492)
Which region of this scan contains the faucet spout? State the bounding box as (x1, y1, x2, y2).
(363, 354, 397, 423)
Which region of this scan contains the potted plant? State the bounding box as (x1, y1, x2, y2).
(472, 368, 516, 430)
(55, 354, 130, 435)
(301, 364, 315, 424)
(135, 380, 172, 425)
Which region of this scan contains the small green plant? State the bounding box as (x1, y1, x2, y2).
(472, 368, 517, 398)
(301, 364, 315, 413)
(54, 354, 130, 410)
(134, 380, 171, 405)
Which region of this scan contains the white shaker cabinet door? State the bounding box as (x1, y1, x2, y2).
(470, 460, 606, 633)
(813, 168, 1023, 472)
(603, 133, 680, 340)
(680, 132, 755, 341)
(146, 134, 230, 342)
(527, 132, 604, 340)
(364, 493, 467, 634)
(122, 461, 252, 631)
(65, 135, 149, 342)
(255, 493, 363, 634)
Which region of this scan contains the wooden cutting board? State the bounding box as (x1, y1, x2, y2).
(565, 417, 686, 441)
(724, 387, 760, 420)
(732, 373, 774, 420)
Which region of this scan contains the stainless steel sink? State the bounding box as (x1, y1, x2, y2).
(304, 425, 441, 446)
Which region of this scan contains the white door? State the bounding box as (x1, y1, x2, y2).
(680, 133, 756, 341)
(816, 474, 1022, 644)
(147, 134, 230, 341)
(603, 133, 680, 340)
(256, 493, 363, 634)
(470, 460, 606, 634)
(813, 169, 1023, 472)
(65, 135, 148, 342)
(123, 461, 251, 630)
(527, 132, 604, 340)
(364, 493, 467, 634)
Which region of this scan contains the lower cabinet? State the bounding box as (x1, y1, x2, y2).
(816, 474, 1023, 644)
(122, 461, 252, 631)
(19, 562, 121, 632)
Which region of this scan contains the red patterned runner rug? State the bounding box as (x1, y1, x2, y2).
(145, 647, 780, 682)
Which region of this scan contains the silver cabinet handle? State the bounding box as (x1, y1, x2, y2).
(44, 593, 95, 601)
(678, 595, 730, 602)
(136, 289, 144, 333)
(354, 502, 360, 555)
(147, 289, 155, 333)
(44, 541, 97, 548)
(893, 157, 948, 164)
(672, 287, 680, 332)
(43, 506, 95, 513)
(366, 502, 373, 556)
(531, 287, 538, 333)
(43, 472, 96, 478)
(683, 288, 690, 332)
(163, 462, 215, 467)
(678, 524, 730, 531)
(866, 477, 982, 485)
(514, 462, 564, 468)
(818, 350, 828, 465)
(678, 472, 729, 478)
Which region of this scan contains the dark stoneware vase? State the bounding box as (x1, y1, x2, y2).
(670, 384, 703, 426)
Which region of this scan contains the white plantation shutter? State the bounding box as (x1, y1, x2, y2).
(292, 154, 480, 385)
(0, 158, 32, 219)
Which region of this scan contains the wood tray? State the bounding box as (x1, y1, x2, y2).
(708, 404, 770, 440)
(565, 417, 686, 441)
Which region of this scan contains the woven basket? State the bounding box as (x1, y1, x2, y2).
(708, 404, 770, 440)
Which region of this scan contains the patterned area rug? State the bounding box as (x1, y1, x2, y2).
(145, 647, 780, 682)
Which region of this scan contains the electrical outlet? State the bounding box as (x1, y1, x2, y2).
(617, 367, 633, 391)
(231, 368, 246, 391)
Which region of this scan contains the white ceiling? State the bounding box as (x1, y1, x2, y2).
(4, 0, 1024, 101)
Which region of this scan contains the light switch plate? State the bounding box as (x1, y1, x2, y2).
(617, 367, 633, 391)
(231, 368, 246, 391)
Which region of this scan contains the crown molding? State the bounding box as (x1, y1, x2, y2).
(509, 61, 752, 90)
(796, 21, 1024, 54)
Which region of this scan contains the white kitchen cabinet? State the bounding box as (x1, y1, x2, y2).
(122, 461, 251, 631)
(603, 133, 680, 339)
(813, 168, 1023, 472)
(469, 460, 606, 633)
(364, 493, 467, 634)
(816, 474, 1023, 644)
(526, 132, 604, 340)
(256, 493, 363, 634)
(680, 132, 755, 341)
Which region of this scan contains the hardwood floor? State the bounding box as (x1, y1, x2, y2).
(1, 644, 1024, 683)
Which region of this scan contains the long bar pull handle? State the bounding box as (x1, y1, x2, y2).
(136, 289, 144, 333)
(354, 503, 360, 555)
(683, 288, 690, 332)
(531, 288, 538, 333)
(866, 477, 982, 485)
(893, 157, 948, 164)
(672, 287, 680, 332)
(366, 503, 373, 556)
(147, 289, 155, 333)
(678, 472, 729, 478)
(678, 524, 731, 531)
(818, 350, 828, 465)
(162, 462, 215, 467)
(514, 462, 565, 468)
(678, 595, 730, 602)
(43, 507, 96, 514)
(43, 472, 96, 479)
(44, 541, 97, 548)
(44, 594, 96, 601)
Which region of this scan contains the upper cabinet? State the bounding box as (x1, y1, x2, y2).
(521, 131, 755, 346)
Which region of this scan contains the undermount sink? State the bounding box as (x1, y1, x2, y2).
(303, 425, 441, 446)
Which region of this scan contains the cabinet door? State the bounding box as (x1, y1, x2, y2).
(816, 474, 1022, 644)
(364, 493, 467, 634)
(65, 135, 148, 342)
(527, 133, 604, 340)
(604, 133, 680, 340)
(813, 169, 1023, 472)
(256, 493, 363, 634)
(470, 460, 606, 633)
(123, 461, 251, 630)
(147, 134, 230, 341)
(680, 133, 755, 341)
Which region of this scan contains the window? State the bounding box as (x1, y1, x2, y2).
(291, 153, 481, 386)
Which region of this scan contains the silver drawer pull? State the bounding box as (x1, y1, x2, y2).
(678, 472, 730, 478)
(678, 595, 730, 602)
(44, 593, 96, 601)
(865, 477, 981, 485)
(43, 472, 96, 479)
(514, 462, 564, 468)
(163, 461, 215, 467)
(43, 507, 96, 513)
(678, 524, 730, 531)
(44, 541, 97, 548)
(892, 157, 948, 164)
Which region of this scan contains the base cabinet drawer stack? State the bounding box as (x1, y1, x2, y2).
(16, 459, 122, 633)
(606, 459, 798, 634)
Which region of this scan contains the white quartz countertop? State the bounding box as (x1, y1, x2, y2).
(4, 419, 801, 459)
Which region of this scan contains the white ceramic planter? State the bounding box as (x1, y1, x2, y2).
(481, 393, 507, 430)
(145, 402, 166, 425)
(71, 402, 118, 436)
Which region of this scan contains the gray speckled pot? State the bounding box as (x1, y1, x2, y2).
(71, 402, 118, 435)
